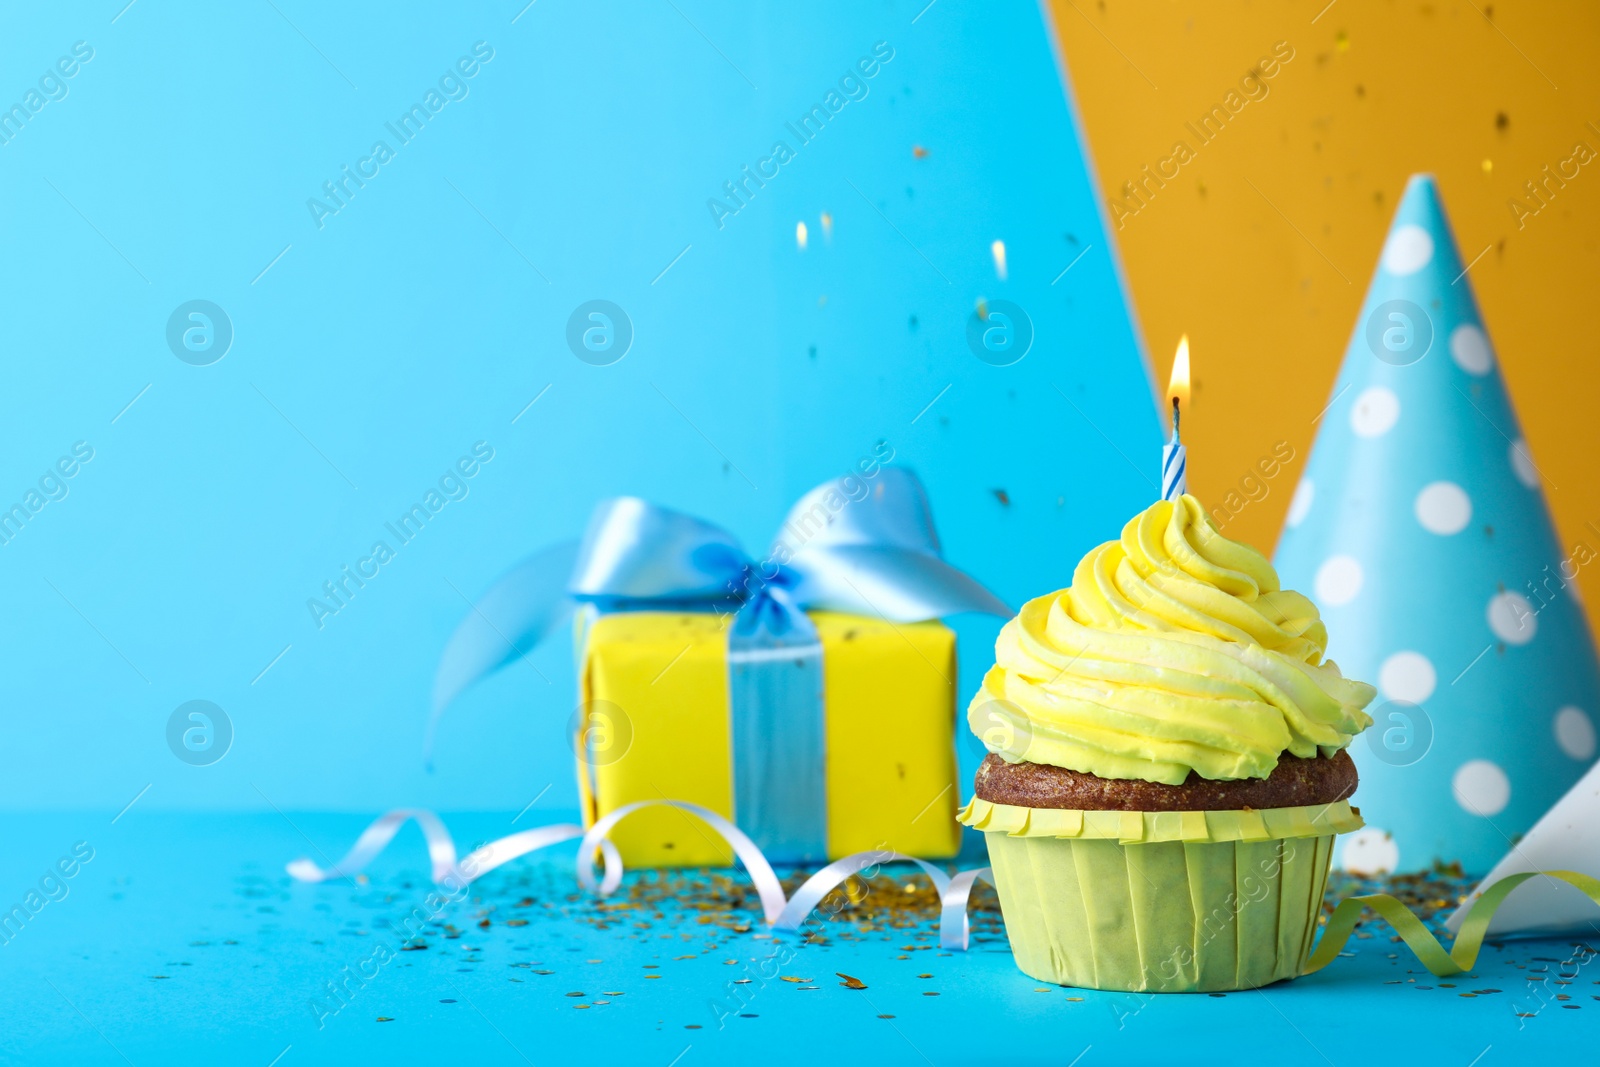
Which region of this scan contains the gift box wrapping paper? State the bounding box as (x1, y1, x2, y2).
(576, 609, 962, 867)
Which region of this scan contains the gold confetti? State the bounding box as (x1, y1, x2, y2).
(780, 976, 812, 983)
(837, 973, 868, 990)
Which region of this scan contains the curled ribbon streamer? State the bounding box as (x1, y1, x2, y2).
(775, 851, 996, 951)
(1303, 869, 1600, 978)
(575, 799, 787, 917)
(941, 867, 997, 952)
(573, 799, 994, 950)
(286, 809, 622, 890)
(286, 809, 464, 885)
(288, 802, 993, 951)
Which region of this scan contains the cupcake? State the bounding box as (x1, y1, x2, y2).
(959, 495, 1375, 992)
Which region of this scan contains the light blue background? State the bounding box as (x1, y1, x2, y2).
(0, 0, 1156, 814)
(3, 8, 1585, 1064)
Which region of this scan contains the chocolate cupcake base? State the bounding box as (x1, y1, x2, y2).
(975, 750, 1359, 811)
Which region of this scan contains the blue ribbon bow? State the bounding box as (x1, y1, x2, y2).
(429, 468, 1010, 862)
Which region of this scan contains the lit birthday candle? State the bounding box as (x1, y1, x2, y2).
(1162, 335, 1190, 502)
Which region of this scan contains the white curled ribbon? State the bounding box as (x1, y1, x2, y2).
(286, 808, 623, 891)
(288, 800, 992, 951)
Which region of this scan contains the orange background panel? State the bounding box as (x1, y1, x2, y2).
(1045, 0, 1600, 637)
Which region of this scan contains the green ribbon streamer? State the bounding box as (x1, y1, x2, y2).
(1303, 870, 1600, 978)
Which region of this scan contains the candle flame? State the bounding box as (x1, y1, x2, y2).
(820, 212, 833, 240)
(1167, 335, 1191, 414)
(796, 221, 808, 250)
(991, 240, 1007, 281)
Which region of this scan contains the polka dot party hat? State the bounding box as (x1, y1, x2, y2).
(1273, 173, 1600, 876)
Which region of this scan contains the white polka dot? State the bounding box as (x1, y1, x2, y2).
(1450, 324, 1494, 376)
(1341, 828, 1399, 875)
(1555, 706, 1597, 760)
(1414, 481, 1472, 535)
(1350, 386, 1401, 437)
(1510, 439, 1539, 488)
(1453, 759, 1511, 816)
(1487, 591, 1537, 645)
(1379, 651, 1437, 704)
(1315, 555, 1364, 607)
(1382, 224, 1435, 275)
(1287, 479, 1314, 528)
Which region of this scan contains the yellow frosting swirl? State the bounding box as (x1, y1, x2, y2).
(970, 494, 1375, 784)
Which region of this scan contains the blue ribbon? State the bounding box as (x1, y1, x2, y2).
(429, 468, 1010, 862)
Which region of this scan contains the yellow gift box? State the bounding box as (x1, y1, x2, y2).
(575, 608, 962, 868)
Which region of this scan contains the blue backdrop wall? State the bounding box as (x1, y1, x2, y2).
(0, 0, 1158, 812)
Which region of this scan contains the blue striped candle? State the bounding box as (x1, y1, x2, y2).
(1162, 336, 1190, 502)
(1162, 436, 1186, 502)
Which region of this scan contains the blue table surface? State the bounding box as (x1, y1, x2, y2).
(1, 812, 1590, 1065)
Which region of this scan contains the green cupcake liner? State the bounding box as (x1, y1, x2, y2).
(983, 829, 1338, 992)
